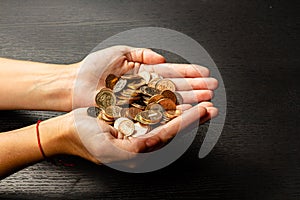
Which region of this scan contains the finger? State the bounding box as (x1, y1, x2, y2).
(146, 105, 207, 144)
(199, 107, 218, 124)
(178, 90, 214, 103)
(170, 77, 218, 90)
(139, 63, 210, 78)
(199, 101, 214, 108)
(125, 48, 166, 64)
(176, 104, 192, 111)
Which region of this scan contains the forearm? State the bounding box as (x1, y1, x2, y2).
(0, 58, 78, 111)
(0, 113, 77, 178)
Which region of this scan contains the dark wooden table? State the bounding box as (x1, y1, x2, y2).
(0, 0, 299, 199)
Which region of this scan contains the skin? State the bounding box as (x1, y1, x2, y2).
(0, 46, 218, 178)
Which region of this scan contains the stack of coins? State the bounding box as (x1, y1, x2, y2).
(88, 71, 183, 137)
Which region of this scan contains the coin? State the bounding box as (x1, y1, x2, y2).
(148, 77, 161, 88)
(131, 103, 146, 110)
(114, 117, 129, 129)
(127, 79, 146, 90)
(145, 103, 165, 113)
(121, 74, 142, 80)
(99, 112, 114, 124)
(131, 122, 150, 138)
(87, 106, 101, 118)
(147, 94, 164, 105)
(157, 98, 176, 111)
(104, 106, 122, 119)
(138, 71, 151, 84)
(116, 99, 133, 106)
(161, 90, 177, 104)
(136, 110, 162, 125)
(140, 86, 160, 96)
(119, 119, 135, 136)
(174, 91, 184, 105)
(95, 88, 116, 109)
(113, 78, 127, 93)
(150, 73, 163, 80)
(126, 107, 142, 120)
(95, 72, 185, 137)
(105, 74, 119, 90)
(120, 107, 129, 117)
(121, 88, 139, 97)
(164, 109, 182, 119)
(116, 94, 141, 101)
(155, 79, 176, 92)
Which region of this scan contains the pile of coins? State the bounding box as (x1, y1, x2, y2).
(87, 71, 183, 138)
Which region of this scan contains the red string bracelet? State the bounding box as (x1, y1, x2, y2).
(36, 120, 47, 160)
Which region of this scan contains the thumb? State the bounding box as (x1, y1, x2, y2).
(125, 47, 166, 64)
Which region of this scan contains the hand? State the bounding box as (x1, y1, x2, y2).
(67, 102, 218, 167)
(72, 45, 218, 109)
(72, 45, 166, 109)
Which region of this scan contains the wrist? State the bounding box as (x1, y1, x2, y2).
(0, 58, 79, 111)
(35, 63, 78, 111)
(39, 112, 97, 162)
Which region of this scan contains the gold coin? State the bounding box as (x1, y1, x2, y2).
(99, 112, 114, 123)
(113, 78, 127, 93)
(121, 74, 142, 80)
(135, 114, 150, 125)
(104, 106, 122, 119)
(138, 71, 151, 84)
(164, 109, 182, 119)
(119, 119, 135, 136)
(147, 94, 164, 105)
(155, 79, 176, 92)
(131, 103, 146, 110)
(157, 98, 176, 111)
(161, 90, 177, 104)
(145, 103, 165, 113)
(136, 110, 162, 125)
(105, 74, 119, 90)
(95, 88, 116, 109)
(142, 96, 150, 101)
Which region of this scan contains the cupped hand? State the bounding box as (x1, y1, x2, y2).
(72, 45, 218, 109)
(71, 101, 218, 166)
(72, 45, 166, 109)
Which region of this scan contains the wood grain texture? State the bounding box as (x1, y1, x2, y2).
(0, 0, 299, 199)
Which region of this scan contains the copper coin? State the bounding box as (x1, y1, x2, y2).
(161, 90, 177, 104)
(157, 98, 176, 111)
(155, 79, 176, 92)
(105, 74, 119, 90)
(127, 107, 142, 120)
(104, 106, 122, 119)
(147, 94, 164, 104)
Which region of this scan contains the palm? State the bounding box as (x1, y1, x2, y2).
(72, 46, 165, 109)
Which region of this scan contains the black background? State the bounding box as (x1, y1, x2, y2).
(0, 0, 299, 199)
